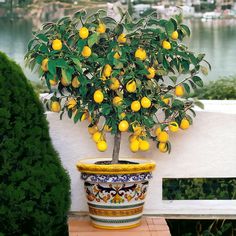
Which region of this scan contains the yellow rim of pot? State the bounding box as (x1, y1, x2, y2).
(76, 158, 156, 175)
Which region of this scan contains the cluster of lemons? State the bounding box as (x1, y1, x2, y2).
(42, 20, 191, 154)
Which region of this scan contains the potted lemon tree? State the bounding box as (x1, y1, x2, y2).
(25, 10, 209, 229)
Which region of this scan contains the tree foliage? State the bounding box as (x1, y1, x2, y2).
(0, 52, 71, 236)
(25, 10, 209, 154)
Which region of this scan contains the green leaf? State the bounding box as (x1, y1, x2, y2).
(61, 68, 72, 84)
(77, 40, 86, 53)
(180, 24, 191, 37)
(88, 33, 99, 48)
(48, 60, 57, 75)
(194, 100, 204, 110)
(172, 99, 184, 109)
(192, 76, 204, 87)
(189, 80, 197, 90)
(169, 76, 177, 84)
(73, 111, 82, 123)
(73, 9, 86, 19)
(36, 34, 48, 42)
(183, 82, 190, 93)
(55, 58, 67, 68)
(165, 21, 175, 36)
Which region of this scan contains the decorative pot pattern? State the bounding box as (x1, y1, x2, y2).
(77, 158, 156, 229)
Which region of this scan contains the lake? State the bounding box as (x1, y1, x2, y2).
(0, 18, 236, 83)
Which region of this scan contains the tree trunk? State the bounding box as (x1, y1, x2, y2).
(112, 131, 121, 164)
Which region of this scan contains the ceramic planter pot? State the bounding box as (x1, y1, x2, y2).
(77, 158, 156, 230)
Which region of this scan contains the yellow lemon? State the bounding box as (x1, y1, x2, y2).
(113, 96, 122, 106)
(135, 48, 147, 61)
(92, 131, 102, 143)
(139, 140, 150, 151)
(82, 46, 92, 58)
(146, 67, 155, 79)
(114, 52, 121, 59)
(93, 90, 104, 103)
(49, 78, 57, 86)
(129, 134, 138, 143)
(162, 40, 171, 50)
(131, 101, 141, 112)
(72, 76, 80, 88)
(81, 112, 88, 121)
(104, 125, 112, 132)
(118, 120, 129, 132)
(51, 101, 61, 113)
(133, 125, 142, 136)
(169, 122, 179, 132)
(117, 33, 126, 44)
(67, 98, 77, 109)
(79, 27, 89, 39)
(103, 64, 112, 77)
(158, 131, 169, 142)
(120, 112, 126, 119)
(97, 23, 106, 34)
(97, 140, 108, 152)
(161, 96, 170, 105)
(126, 80, 136, 93)
(155, 127, 162, 136)
(171, 31, 179, 40)
(88, 125, 98, 135)
(141, 97, 151, 108)
(100, 76, 106, 81)
(61, 77, 70, 87)
(175, 85, 185, 97)
(110, 78, 120, 90)
(159, 142, 168, 153)
(52, 39, 62, 51)
(41, 58, 49, 72)
(180, 118, 190, 130)
(129, 139, 140, 152)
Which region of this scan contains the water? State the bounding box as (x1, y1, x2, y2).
(0, 18, 236, 82)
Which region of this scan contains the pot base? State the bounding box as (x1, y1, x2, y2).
(92, 221, 141, 230)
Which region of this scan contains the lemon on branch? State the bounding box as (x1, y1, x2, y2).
(139, 140, 150, 151)
(103, 64, 112, 77)
(79, 27, 89, 39)
(117, 33, 126, 43)
(126, 80, 136, 93)
(162, 40, 171, 50)
(113, 96, 122, 106)
(41, 58, 49, 72)
(72, 76, 80, 88)
(51, 101, 61, 113)
(169, 122, 179, 132)
(88, 125, 98, 135)
(118, 120, 129, 132)
(97, 23, 106, 34)
(135, 48, 147, 60)
(171, 31, 179, 40)
(82, 46, 92, 58)
(141, 97, 151, 108)
(159, 142, 168, 153)
(92, 131, 102, 143)
(110, 78, 120, 90)
(52, 39, 62, 51)
(131, 101, 141, 112)
(146, 67, 155, 79)
(97, 140, 108, 152)
(93, 90, 104, 103)
(129, 139, 140, 152)
(180, 118, 190, 130)
(158, 131, 169, 143)
(175, 85, 185, 97)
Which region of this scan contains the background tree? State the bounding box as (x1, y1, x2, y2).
(0, 52, 71, 236)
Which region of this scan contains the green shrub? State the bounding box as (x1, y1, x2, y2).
(0, 52, 71, 236)
(191, 76, 236, 100)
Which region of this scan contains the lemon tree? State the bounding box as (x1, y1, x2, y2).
(25, 10, 209, 163)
